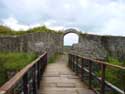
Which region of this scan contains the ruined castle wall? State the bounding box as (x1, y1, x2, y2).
(0, 36, 20, 52)
(0, 32, 63, 58)
(72, 33, 125, 61)
(21, 32, 63, 57)
(72, 34, 107, 60)
(101, 36, 125, 61)
(0, 30, 125, 61)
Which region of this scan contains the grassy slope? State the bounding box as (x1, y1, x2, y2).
(94, 57, 125, 94)
(0, 25, 63, 35)
(0, 52, 37, 86)
(106, 57, 125, 90)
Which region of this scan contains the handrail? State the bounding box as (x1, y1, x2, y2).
(69, 53, 125, 70)
(0, 52, 47, 94)
(68, 53, 125, 94)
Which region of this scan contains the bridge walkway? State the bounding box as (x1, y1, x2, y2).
(39, 54, 95, 94)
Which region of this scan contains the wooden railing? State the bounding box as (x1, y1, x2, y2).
(68, 53, 125, 94)
(0, 52, 47, 94)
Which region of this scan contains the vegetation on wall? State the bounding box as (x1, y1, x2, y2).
(0, 52, 37, 86)
(0, 25, 63, 35)
(0, 25, 13, 35)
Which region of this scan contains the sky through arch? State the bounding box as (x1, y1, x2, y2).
(64, 33, 79, 46)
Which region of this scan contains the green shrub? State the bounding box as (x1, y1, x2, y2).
(95, 56, 125, 93)
(106, 56, 125, 90)
(2, 52, 37, 71)
(0, 52, 37, 86)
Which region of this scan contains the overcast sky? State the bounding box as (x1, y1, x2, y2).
(0, 0, 125, 37)
(64, 33, 79, 46)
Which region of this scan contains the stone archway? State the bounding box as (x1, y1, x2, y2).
(63, 28, 81, 45)
(63, 28, 81, 37)
(63, 28, 81, 52)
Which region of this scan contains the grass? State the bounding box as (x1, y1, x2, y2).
(0, 25, 64, 35)
(106, 56, 125, 90)
(0, 52, 37, 86)
(107, 56, 124, 66)
(96, 56, 125, 93)
(48, 53, 62, 64)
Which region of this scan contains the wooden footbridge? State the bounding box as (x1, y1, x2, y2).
(0, 52, 125, 94)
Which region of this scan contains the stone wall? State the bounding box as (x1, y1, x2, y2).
(0, 36, 20, 52)
(0, 29, 125, 61)
(101, 36, 125, 61)
(0, 32, 63, 58)
(71, 34, 107, 60)
(71, 33, 125, 61)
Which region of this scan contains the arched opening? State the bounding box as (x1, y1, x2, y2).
(63, 33, 79, 47)
(64, 33, 79, 46)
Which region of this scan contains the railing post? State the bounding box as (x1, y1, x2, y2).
(37, 60, 40, 89)
(72, 55, 75, 72)
(23, 73, 28, 94)
(44, 53, 47, 70)
(32, 65, 37, 94)
(100, 64, 106, 94)
(74, 56, 77, 73)
(88, 60, 92, 89)
(46, 53, 48, 66)
(76, 56, 79, 75)
(81, 58, 84, 81)
(68, 54, 71, 68)
(70, 55, 72, 69)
